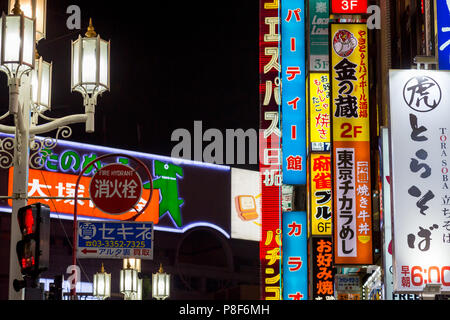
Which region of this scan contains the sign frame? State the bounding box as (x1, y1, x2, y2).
(329, 22, 374, 266)
(77, 220, 154, 260)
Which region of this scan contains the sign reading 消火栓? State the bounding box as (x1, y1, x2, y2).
(89, 163, 143, 215)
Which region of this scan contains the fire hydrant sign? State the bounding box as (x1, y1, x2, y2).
(89, 163, 143, 215)
(77, 221, 154, 260)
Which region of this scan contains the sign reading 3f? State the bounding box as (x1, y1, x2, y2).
(331, 0, 367, 14)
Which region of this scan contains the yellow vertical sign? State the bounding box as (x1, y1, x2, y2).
(309, 73, 331, 147)
(310, 153, 332, 235)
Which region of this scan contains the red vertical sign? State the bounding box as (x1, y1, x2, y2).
(259, 0, 282, 300)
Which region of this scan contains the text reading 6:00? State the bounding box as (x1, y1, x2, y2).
(411, 266, 450, 286)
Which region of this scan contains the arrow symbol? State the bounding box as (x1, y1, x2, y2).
(81, 248, 97, 254)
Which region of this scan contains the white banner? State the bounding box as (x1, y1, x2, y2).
(335, 147, 357, 257)
(389, 70, 450, 293)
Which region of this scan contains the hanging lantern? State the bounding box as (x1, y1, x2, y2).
(8, 0, 46, 41)
(92, 263, 111, 300)
(152, 264, 170, 300)
(31, 55, 52, 112)
(120, 261, 139, 300)
(0, 0, 36, 114)
(71, 18, 110, 99)
(123, 258, 141, 272)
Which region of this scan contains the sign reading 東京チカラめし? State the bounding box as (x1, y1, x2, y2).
(330, 23, 373, 265)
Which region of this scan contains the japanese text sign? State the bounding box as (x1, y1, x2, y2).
(260, 0, 282, 300)
(312, 237, 335, 300)
(331, 23, 373, 265)
(437, 0, 450, 70)
(281, 0, 307, 185)
(77, 221, 154, 260)
(282, 211, 308, 300)
(310, 153, 332, 235)
(335, 274, 361, 293)
(389, 70, 450, 293)
(7, 168, 159, 222)
(309, 73, 331, 151)
(331, 0, 367, 14)
(89, 163, 143, 215)
(309, 0, 329, 71)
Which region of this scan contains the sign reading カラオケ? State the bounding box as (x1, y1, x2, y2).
(389, 70, 450, 293)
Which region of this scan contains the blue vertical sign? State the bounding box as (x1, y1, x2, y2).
(437, 0, 450, 70)
(282, 211, 308, 300)
(281, 0, 307, 185)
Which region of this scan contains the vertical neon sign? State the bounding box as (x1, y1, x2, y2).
(282, 211, 308, 300)
(281, 0, 306, 185)
(259, 0, 282, 300)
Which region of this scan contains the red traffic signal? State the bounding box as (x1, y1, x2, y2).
(16, 203, 50, 277)
(18, 207, 36, 236)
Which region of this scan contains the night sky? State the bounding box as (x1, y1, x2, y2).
(0, 0, 260, 170)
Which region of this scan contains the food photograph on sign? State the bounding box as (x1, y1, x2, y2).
(0, 0, 449, 307)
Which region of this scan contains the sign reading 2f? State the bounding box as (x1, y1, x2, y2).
(331, 0, 367, 14)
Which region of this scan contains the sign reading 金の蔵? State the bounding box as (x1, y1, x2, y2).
(77, 221, 154, 260)
(389, 69, 450, 293)
(330, 23, 373, 265)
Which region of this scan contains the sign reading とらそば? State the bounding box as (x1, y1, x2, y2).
(389, 69, 450, 293)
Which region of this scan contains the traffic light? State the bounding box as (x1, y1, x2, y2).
(16, 203, 50, 277)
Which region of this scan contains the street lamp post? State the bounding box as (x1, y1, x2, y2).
(0, 0, 110, 300)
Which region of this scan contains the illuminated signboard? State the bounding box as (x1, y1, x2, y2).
(389, 70, 450, 293)
(309, 0, 329, 71)
(0, 134, 231, 238)
(331, 0, 367, 14)
(231, 168, 261, 242)
(437, 0, 450, 70)
(8, 168, 159, 222)
(282, 211, 308, 300)
(259, 0, 282, 300)
(310, 153, 332, 236)
(311, 237, 335, 300)
(330, 23, 373, 265)
(309, 73, 331, 152)
(281, 0, 307, 185)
